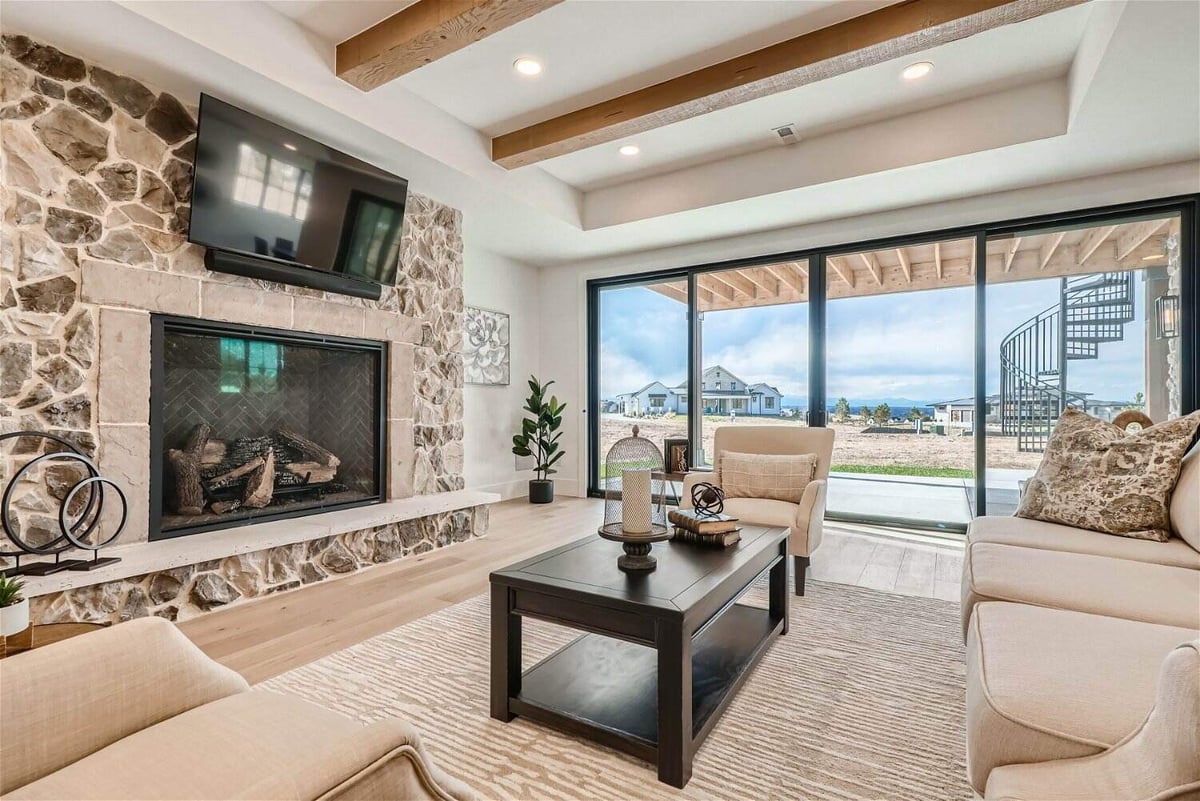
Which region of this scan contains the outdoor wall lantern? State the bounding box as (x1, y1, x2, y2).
(1154, 294, 1180, 339)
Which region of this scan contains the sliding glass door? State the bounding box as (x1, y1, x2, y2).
(823, 238, 978, 529)
(983, 213, 1184, 515)
(587, 197, 1196, 532)
(594, 277, 690, 485)
(694, 260, 810, 468)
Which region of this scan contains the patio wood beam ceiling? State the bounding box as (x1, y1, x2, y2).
(491, 0, 1083, 168)
(337, 0, 562, 91)
(645, 220, 1175, 313)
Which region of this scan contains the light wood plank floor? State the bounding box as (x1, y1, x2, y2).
(180, 497, 963, 683)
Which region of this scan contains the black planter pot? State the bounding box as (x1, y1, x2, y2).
(529, 479, 554, 504)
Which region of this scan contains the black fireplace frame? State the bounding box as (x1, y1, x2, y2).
(149, 314, 389, 541)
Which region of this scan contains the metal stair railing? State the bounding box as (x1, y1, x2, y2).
(998, 270, 1135, 452)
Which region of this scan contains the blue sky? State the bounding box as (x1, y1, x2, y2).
(599, 276, 1148, 407)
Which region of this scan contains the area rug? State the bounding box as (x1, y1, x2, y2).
(262, 580, 970, 801)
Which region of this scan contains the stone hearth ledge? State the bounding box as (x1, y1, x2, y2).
(21, 489, 499, 598)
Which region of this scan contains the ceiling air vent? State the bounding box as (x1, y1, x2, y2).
(773, 124, 800, 145)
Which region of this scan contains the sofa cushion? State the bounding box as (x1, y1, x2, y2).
(4, 690, 449, 801)
(967, 515, 1200, 570)
(962, 542, 1200, 634)
(965, 602, 1196, 794)
(1170, 446, 1199, 551)
(1015, 408, 1200, 542)
(719, 451, 816, 503)
(720, 497, 797, 529)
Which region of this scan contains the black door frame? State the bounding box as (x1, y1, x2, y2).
(586, 194, 1199, 523)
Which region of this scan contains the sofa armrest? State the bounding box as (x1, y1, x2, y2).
(791, 479, 828, 557)
(0, 616, 249, 794)
(318, 717, 476, 801)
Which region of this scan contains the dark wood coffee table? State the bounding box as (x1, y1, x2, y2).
(490, 524, 789, 788)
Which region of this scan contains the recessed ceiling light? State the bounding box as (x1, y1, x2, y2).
(513, 57, 543, 77)
(283, 143, 297, 151)
(902, 61, 933, 80)
(619, 144, 640, 157)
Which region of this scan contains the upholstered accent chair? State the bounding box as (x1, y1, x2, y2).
(0, 617, 475, 801)
(681, 425, 835, 596)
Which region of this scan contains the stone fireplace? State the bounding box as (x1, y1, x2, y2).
(1, 33, 493, 624)
(152, 317, 387, 538)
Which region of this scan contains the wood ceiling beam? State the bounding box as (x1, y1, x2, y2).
(827, 256, 855, 289)
(765, 263, 805, 293)
(895, 248, 912, 283)
(1039, 231, 1065, 270)
(1078, 225, 1116, 265)
(740, 267, 778, 296)
(697, 274, 735, 301)
(491, 0, 1082, 168)
(1116, 219, 1168, 260)
(860, 252, 883, 285)
(708, 270, 758, 298)
(1002, 236, 1022, 272)
(647, 283, 688, 305)
(337, 0, 562, 91)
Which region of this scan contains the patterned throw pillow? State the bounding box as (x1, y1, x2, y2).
(719, 451, 818, 504)
(1016, 408, 1200, 541)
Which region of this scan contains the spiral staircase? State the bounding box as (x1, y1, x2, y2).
(999, 271, 1136, 452)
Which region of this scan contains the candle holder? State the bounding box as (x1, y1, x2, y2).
(598, 426, 670, 572)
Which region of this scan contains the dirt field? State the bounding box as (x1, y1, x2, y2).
(599, 414, 1042, 474)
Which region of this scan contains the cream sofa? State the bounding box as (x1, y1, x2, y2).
(681, 425, 834, 595)
(0, 617, 474, 801)
(963, 445, 1200, 800)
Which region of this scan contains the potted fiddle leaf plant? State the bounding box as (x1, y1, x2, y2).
(0, 575, 29, 638)
(512, 376, 566, 504)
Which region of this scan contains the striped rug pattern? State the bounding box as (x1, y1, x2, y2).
(263, 580, 970, 801)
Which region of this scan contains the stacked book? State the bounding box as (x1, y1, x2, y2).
(668, 509, 741, 548)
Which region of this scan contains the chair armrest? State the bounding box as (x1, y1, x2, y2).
(791, 479, 828, 557)
(0, 617, 249, 794)
(318, 717, 476, 801)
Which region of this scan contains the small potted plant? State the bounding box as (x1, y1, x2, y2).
(512, 376, 566, 504)
(0, 575, 29, 638)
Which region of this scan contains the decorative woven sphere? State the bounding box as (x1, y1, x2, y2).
(690, 482, 725, 517)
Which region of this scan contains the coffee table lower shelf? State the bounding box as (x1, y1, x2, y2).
(509, 603, 781, 765)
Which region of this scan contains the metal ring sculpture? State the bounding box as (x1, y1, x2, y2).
(0, 431, 127, 559)
(690, 481, 726, 518)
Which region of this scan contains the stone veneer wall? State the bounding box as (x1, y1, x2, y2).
(0, 33, 465, 555)
(32, 506, 487, 624)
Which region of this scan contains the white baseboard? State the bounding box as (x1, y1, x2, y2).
(468, 477, 584, 501)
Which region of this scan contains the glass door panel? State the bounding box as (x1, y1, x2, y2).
(595, 279, 690, 489)
(824, 238, 978, 530)
(695, 260, 810, 468)
(983, 214, 1183, 515)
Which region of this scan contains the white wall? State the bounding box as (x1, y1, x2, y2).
(539, 160, 1200, 498)
(463, 243, 544, 499)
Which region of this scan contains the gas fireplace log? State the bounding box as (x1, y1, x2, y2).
(207, 456, 265, 490)
(209, 499, 242, 515)
(282, 461, 338, 484)
(167, 449, 204, 515)
(167, 422, 212, 514)
(275, 429, 341, 468)
(200, 439, 227, 467)
(241, 450, 275, 509)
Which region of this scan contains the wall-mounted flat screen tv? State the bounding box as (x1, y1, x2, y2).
(188, 94, 409, 299)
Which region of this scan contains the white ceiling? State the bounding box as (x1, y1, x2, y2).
(3, 0, 1198, 267)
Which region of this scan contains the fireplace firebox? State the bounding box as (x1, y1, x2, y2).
(150, 316, 387, 539)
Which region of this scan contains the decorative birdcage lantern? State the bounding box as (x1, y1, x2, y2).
(598, 425, 671, 572)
